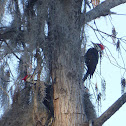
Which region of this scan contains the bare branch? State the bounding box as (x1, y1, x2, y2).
(93, 93, 126, 126)
(0, 27, 16, 40)
(82, 0, 126, 24)
(4, 40, 21, 61)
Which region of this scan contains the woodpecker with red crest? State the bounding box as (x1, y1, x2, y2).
(82, 43, 104, 82)
(22, 74, 34, 83)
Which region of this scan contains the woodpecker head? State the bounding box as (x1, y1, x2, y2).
(22, 75, 33, 82)
(92, 43, 104, 52)
(22, 75, 28, 81)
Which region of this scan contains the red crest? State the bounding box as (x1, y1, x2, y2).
(22, 75, 28, 81)
(98, 44, 104, 50)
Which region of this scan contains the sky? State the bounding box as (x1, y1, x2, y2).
(86, 1, 126, 126)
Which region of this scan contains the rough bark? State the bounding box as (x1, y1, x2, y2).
(48, 0, 87, 125)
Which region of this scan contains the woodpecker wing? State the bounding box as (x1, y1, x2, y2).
(84, 48, 99, 80)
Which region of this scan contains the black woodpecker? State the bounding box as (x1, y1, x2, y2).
(82, 43, 104, 82)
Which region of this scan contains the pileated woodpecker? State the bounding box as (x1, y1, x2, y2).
(22, 75, 34, 83)
(82, 43, 104, 82)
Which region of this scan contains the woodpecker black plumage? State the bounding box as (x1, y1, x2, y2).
(82, 43, 104, 82)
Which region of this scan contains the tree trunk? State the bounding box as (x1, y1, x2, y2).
(48, 1, 87, 125)
(1, 0, 126, 126)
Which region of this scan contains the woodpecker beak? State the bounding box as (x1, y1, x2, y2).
(92, 42, 99, 50)
(91, 42, 95, 46)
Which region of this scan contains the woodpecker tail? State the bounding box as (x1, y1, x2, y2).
(82, 72, 89, 82)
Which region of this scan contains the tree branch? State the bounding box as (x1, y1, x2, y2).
(82, 0, 126, 24)
(4, 40, 21, 61)
(0, 26, 24, 42)
(0, 27, 16, 40)
(93, 93, 126, 126)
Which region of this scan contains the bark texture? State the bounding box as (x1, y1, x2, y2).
(48, 0, 87, 125)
